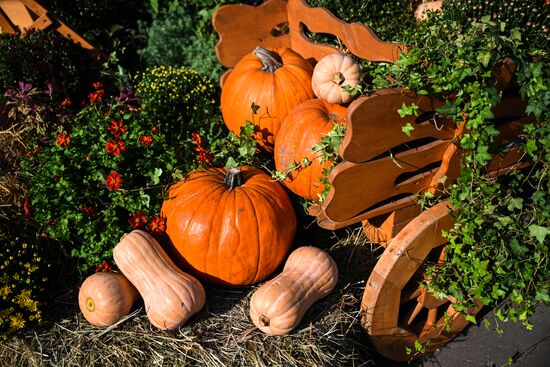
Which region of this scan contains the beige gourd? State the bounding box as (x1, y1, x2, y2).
(312, 53, 361, 104)
(78, 272, 139, 328)
(249, 246, 338, 335)
(113, 230, 206, 330)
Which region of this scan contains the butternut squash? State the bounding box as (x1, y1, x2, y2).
(78, 272, 139, 328)
(113, 230, 206, 330)
(249, 246, 338, 335)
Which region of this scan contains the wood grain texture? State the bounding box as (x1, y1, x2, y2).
(320, 139, 450, 225)
(0, 10, 16, 33)
(287, 0, 405, 63)
(212, 0, 290, 68)
(340, 89, 455, 163)
(0, 0, 33, 30)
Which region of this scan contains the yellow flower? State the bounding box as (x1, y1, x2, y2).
(9, 313, 25, 330)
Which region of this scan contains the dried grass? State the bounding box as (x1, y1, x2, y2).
(1, 227, 385, 367)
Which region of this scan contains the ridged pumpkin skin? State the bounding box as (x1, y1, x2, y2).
(221, 47, 315, 152)
(113, 230, 206, 330)
(249, 246, 338, 335)
(161, 166, 296, 286)
(78, 272, 139, 328)
(312, 53, 361, 104)
(274, 99, 347, 200)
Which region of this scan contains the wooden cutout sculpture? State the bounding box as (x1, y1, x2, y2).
(212, 0, 532, 361)
(0, 0, 101, 59)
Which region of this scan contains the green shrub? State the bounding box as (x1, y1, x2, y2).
(135, 65, 222, 166)
(138, 1, 259, 80)
(0, 30, 99, 103)
(306, 0, 417, 42)
(0, 224, 49, 340)
(22, 89, 180, 273)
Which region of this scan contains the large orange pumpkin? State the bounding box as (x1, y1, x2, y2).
(274, 99, 347, 200)
(161, 166, 296, 286)
(220, 47, 315, 152)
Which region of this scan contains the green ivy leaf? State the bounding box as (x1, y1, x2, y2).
(251, 102, 260, 115)
(402, 122, 415, 137)
(507, 198, 523, 211)
(477, 51, 491, 68)
(528, 225, 549, 245)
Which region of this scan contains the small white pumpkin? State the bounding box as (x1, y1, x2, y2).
(312, 53, 361, 104)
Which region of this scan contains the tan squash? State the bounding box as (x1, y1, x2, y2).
(113, 230, 206, 330)
(249, 246, 338, 335)
(312, 53, 361, 104)
(78, 272, 139, 328)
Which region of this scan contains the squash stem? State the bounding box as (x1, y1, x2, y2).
(253, 47, 283, 72)
(224, 168, 244, 190)
(259, 315, 270, 327)
(332, 72, 345, 85)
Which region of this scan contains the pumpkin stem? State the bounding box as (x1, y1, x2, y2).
(253, 47, 283, 72)
(332, 72, 345, 85)
(259, 315, 270, 327)
(224, 168, 244, 190)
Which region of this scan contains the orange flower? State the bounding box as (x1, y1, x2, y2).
(56, 133, 71, 147)
(148, 216, 166, 235)
(88, 89, 104, 104)
(25, 145, 41, 157)
(105, 171, 122, 190)
(23, 200, 31, 217)
(106, 139, 126, 156)
(107, 119, 127, 137)
(151, 125, 159, 134)
(92, 82, 104, 90)
(191, 132, 212, 165)
(129, 211, 147, 228)
(139, 135, 154, 145)
(60, 97, 72, 108)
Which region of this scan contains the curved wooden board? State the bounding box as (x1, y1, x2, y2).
(340, 89, 455, 163)
(287, 0, 405, 63)
(212, 0, 290, 68)
(321, 139, 450, 224)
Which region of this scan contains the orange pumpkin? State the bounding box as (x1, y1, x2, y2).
(161, 166, 297, 286)
(274, 99, 347, 200)
(220, 47, 315, 152)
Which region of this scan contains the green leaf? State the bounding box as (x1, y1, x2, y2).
(402, 122, 415, 137)
(477, 51, 491, 68)
(465, 314, 477, 324)
(528, 225, 549, 245)
(226, 157, 237, 168)
(251, 102, 260, 115)
(507, 198, 523, 211)
(150, 0, 158, 13)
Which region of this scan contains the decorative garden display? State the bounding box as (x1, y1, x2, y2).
(78, 272, 139, 328)
(113, 230, 206, 330)
(2, 0, 547, 365)
(311, 53, 361, 104)
(161, 166, 297, 286)
(220, 46, 315, 152)
(213, 0, 534, 360)
(274, 98, 347, 200)
(249, 246, 338, 335)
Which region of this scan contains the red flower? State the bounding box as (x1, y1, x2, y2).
(88, 89, 104, 104)
(56, 133, 71, 147)
(129, 211, 147, 228)
(107, 119, 127, 137)
(95, 260, 112, 273)
(106, 139, 126, 156)
(191, 132, 212, 165)
(139, 135, 154, 145)
(60, 97, 72, 108)
(151, 125, 159, 135)
(148, 216, 166, 235)
(23, 200, 31, 217)
(105, 171, 122, 190)
(92, 82, 104, 90)
(81, 205, 100, 217)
